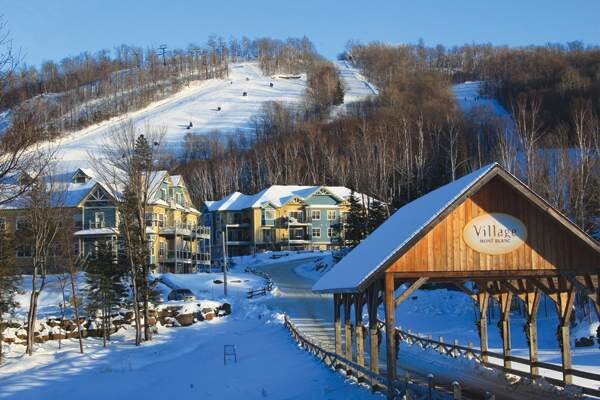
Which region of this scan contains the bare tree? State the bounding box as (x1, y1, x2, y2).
(511, 95, 545, 185)
(55, 209, 86, 353)
(91, 121, 165, 344)
(23, 172, 64, 355)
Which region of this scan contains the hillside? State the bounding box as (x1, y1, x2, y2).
(37, 61, 373, 170)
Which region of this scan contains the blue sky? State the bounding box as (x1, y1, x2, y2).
(2, 0, 600, 66)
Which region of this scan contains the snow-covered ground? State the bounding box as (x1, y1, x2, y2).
(1, 252, 378, 400)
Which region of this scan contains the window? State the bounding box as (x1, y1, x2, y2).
(16, 217, 29, 231)
(311, 210, 321, 220)
(158, 214, 165, 227)
(327, 210, 336, 220)
(159, 241, 166, 257)
(292, 228, 304, 239)
(16, 245, 31, 258)
(160, 188, 167, 200)
(312, 228, 321, 238)
(176, 193, 183, 205)
(95, 212, 105, 228)
(264, 209, 275, 220)
(328, 227, 337, 238)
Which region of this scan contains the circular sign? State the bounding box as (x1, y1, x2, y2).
(462, 213, 527, 255)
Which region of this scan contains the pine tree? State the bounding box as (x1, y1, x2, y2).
(367, 200, 387, 234)
(346, 191, 366, 247)
(85, 240, 128, 347)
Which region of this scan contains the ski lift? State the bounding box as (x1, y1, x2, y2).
(242, 92, 247, 97)
(269, 82, 273, 88)
(217, 106, 222, 111)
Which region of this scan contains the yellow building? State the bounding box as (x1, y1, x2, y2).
(0, 168, 210, 274)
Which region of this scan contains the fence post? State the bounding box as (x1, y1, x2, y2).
(453, 339, 459, 357)
(452, 381, 461, 399)
(439, 336, 444, 354)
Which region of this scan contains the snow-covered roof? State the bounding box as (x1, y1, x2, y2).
(313, 163, 499, 293)
(204, 185, 371, 212)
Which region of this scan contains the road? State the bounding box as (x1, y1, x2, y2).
(256, 258, 579, 400)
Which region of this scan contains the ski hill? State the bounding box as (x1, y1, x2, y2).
(34, 61, 374, 170)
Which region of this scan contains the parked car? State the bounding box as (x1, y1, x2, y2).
(168, 288, 196, 302)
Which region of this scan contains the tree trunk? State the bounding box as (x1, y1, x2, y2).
(69, 271, 84, 353)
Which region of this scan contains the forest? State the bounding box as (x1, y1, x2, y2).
(180, 41, 600, 238)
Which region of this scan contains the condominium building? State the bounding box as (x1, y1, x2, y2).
(0, 168, 210, 273)
(203, 185, 368, 258)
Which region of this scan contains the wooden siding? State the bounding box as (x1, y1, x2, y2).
(389, 176, 600, 276)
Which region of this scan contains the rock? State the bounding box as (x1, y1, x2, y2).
(49, 332, 67, 341)
(220, 303, 232, 315)
(575, 337, 595, 347)
(175, 313, 195, 327)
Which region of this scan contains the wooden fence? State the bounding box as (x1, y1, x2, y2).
(392, 323, 600, 398)
(245, 267, 274, 299)
(284, 315, 478, 400)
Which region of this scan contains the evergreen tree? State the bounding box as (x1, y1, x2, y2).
(367, 199, 387, 234)
(345, 191, 366, 247)
(85, 240, 128, 347)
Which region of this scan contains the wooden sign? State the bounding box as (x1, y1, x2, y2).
(462, 213, 527, 255)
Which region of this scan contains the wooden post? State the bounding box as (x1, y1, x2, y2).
(556, 280, 576, 385)
(355, 294, 365, 369)
(476, 291, 489, 363)
(499, 292, 513, 369)
(384, 272, 397, 399)
(367, 282, 380, 376)
(334, 293, 342, 356)
(344, 294, 354, 368)
(524, 288, 541, 377)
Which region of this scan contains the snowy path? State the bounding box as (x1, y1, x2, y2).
(0, 267, 377, 400)
(257, 259, 580, 400)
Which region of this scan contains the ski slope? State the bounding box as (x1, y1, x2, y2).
(42, 63, 306, 170)
(36, 61, 375, 170)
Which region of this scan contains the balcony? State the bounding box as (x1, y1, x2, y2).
(283, 216, 311, 226)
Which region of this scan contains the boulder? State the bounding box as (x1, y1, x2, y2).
(175, 313, 195, 327)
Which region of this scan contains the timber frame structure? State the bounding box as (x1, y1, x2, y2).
(313, 163, 600, 398)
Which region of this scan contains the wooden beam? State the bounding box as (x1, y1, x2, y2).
(355, 294, 365, 371)
(499, 292, 513, 370)
(524, 288, 541, 377)
(394, 277, 429, 307)
(456, 282, 477, 301)
(384, 272, 396, 399)
(367, 280, 380, 377)
(476, 291, 490, 363)
(334, 293, 342, 356)
(556, 279, 576, 385)
(344, 294, 353, 368)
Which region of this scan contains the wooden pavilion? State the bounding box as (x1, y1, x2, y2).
(313, 163, 600, 398)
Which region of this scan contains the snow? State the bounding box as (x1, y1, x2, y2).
(313, 163, 498, 292)
(1, 256, 377, 400)
(452, 81, 509, 119)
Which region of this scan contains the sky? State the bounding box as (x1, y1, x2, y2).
(2, 0, 600, 66)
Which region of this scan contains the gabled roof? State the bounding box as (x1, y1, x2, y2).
(204, 185, 372, 212)
(312, 163, 600, 293)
